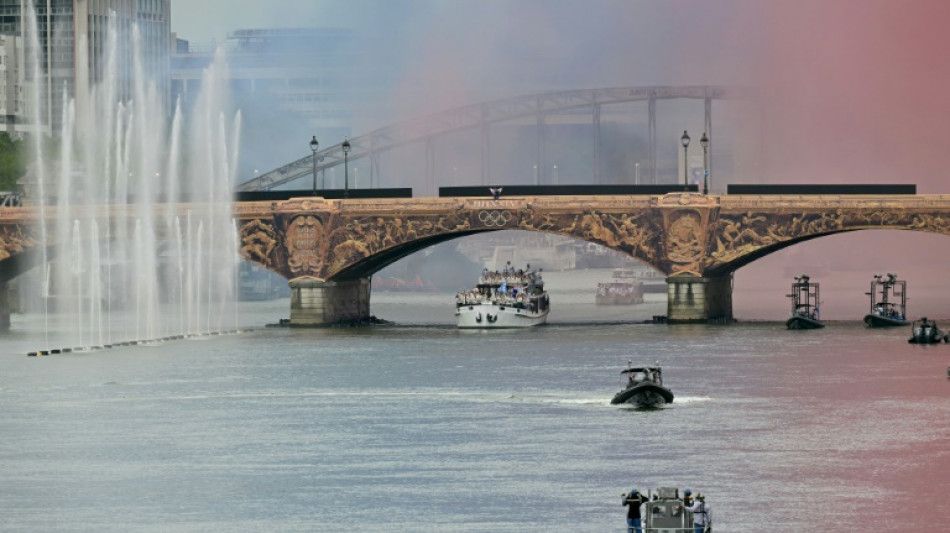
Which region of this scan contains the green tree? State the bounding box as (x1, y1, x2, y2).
(0, 132, 25, 192)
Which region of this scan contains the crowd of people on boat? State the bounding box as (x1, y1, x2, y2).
(872, 303, 904, 320)
(455, 288, 541, 310)
(597, 283, 642, 298)
(476, 266, 542, 288)
(455, 265, 547, 313)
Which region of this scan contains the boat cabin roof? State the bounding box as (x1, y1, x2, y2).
(476, 281, 544, 290)
(598, 281, 639, 288)
(613, 268, 637, 278)
(621, 366, 661, 374)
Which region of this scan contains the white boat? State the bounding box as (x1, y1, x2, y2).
(595, 266, 644, 305)
(455, 264, 550, 328)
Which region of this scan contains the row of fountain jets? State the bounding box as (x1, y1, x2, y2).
(22, 2, 242, 352)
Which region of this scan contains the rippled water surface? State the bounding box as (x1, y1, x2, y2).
(2, 287, 949, 532)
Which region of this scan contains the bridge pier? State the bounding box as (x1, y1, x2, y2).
(289, 277, 371, 326)
(666, 274, 733, 324)
(0, 281, 10, 331)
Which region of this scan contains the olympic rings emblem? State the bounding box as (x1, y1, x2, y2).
(478, 210, 512, 227)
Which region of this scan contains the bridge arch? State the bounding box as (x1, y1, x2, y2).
(237, 197, 669, 283)
(707, 226, 950, 278)
(331, 230, 484, 282)
(702, 200, 950, 278)
(329, 227, 662, 283)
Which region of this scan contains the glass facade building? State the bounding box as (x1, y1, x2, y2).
(0, 0, 170, 135)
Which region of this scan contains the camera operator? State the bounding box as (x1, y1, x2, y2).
(622, 488, 649, 533)
(681, 493, 712, 533)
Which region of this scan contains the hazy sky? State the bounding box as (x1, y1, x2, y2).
(172, 0, 950, 192)
(170, 0, 950, 316)
(171, 0, 391, 42)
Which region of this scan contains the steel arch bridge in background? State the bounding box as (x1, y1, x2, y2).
(236, 85, 747, 194)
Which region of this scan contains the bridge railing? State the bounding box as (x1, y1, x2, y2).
(0, 191, 21, 207)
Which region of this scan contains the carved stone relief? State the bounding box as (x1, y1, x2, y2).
(0, 225, 36, 261)
(515, 208, 663, 270)
(325, 212, 473, 274)
(12, 195, 950, 285)
(285, 215, 325, 276)
(705, 207, 950, 272)
(666, 211, 704, 265)
(239, 219, 279, 269)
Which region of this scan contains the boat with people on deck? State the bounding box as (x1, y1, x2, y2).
(908, 317, 945, 344)
(623, 487, 710, 533)
(610, 361, 674, 406)
(455, 262, 550, 328)
(863, 273, 909, 327)
(595, 266, 645, 305)
(785, 274, 824, 329)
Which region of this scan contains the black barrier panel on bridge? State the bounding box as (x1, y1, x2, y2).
(439, 184, 698, 197)
(236, 188, 413, 202)
(727, 184, 916, 195)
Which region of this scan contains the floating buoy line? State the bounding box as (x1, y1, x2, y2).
(26, 329, 249, 356)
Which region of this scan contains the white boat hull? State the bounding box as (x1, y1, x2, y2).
(455, 302, 549, 328)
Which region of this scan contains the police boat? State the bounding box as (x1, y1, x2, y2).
(610, 362, 674, 406)
(908, 317, 945, 344)
(785, 274, 824, 329)
(640, 487, 708, 533)
(863, 273, 909, 327)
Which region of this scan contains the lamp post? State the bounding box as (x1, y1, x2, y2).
(342, 137, 351, 199)
(680, 130, 690, 191)
(309, 136, 319, 195)
(700, 132, 709, 195)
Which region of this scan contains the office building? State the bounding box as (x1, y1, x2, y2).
(0, 0, 171, 135)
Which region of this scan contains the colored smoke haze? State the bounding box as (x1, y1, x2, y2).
(174, 0, 950, 187)
(734, 0, 950, 319)
(170, 0, 950, 319)
(751, 0, 950, 189)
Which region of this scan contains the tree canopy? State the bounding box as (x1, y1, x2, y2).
(0, 132, 25, 192)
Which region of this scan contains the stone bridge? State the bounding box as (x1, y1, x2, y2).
(4, 192, 950, 327)
(231, 192, 950, 325)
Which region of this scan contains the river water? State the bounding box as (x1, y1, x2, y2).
(2, 269, 949, 532)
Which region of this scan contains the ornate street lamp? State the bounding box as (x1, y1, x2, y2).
(680, 130, 690, 191)
(342, 137, 351, 199)
(309, 136, 319, 195)
(700, 132, 709, 194)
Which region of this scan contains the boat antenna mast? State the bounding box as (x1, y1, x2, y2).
(866, 274, 882, 311)
(888, 273, 906, 316)
(881, 273, 893, 307)
(790, 274, 814, 315)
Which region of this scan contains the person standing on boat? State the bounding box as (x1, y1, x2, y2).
(682, 488, 693, 507)
(622, 488, 648, 533)
(682, 493, 711, 533)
